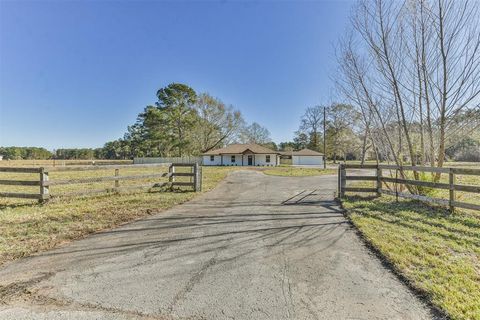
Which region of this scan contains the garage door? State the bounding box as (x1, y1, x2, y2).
(294, 156, 322, 165)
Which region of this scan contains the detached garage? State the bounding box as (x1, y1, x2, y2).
(291, 149, 324, 166)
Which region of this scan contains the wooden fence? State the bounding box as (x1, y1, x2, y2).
(0, 163, 201, 202)
(134, 156, 203, 165)
(338, 164, 480, 212)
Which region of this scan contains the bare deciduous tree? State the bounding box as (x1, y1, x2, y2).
(336, 0, 480, 187)
(298, 106, 324, 151)
(193, 93, 244, 152)
(240, 122, 272, 144)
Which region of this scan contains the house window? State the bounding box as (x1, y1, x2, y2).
(231, 155, 236, 163)
(266, 155, 271, 163)
(210, 155, 214, 161)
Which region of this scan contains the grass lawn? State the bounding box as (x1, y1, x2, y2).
(343, 167, 480, 319)
(0, 166, 239, 266)
(263, 166, 336, 177)
(227, 159, 480, 317)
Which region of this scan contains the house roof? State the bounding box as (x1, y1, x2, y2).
(203, 143, 279, 155)
(281, 148, 324, 156)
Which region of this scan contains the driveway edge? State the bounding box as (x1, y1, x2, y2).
(336, 198, 450, 320)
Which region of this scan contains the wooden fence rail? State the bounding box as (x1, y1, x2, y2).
(338, 164, 480, 212)
(134, 156, 203, 165)
(0, 167, 44, 200)
(0, 163, 202, 202)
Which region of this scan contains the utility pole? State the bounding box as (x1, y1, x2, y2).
(323, 106, 326, 169)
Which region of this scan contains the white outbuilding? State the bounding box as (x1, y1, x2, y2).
(291, 148, 324, 166)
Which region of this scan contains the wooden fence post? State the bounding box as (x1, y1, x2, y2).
(169, 165, 175, 183)
(376, 165, 382, 197)
(449, 168, 455, 213)
(337, 165, 341, 198)
(339, 164, 346, 198)
(114, 168, 120, 189)
(39, 167, 50, 203)
(193, 163, 200, 192)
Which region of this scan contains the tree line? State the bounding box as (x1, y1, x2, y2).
(0, 147, 53, 160)
(0, 147, 105, 160)
(278, 104, 371, 163)
(278, 100, 479, 164)
(3, 99, 477, 163)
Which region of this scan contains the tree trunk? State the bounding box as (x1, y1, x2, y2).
(435, 0, 448, 181)
(360, 129, 368, 165)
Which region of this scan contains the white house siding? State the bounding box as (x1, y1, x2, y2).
(202, 155, 222, 166)
(248, 154, 277, 166)
(292, 155, 324, 166)
(135, 156, 202, 164)
(202, 154, 278, 166)
(222, 154, 242, 166)
(203, 154, 243, 166)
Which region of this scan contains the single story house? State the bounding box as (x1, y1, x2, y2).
(281, 148, 325, 166)
(203, 143, 280, 166)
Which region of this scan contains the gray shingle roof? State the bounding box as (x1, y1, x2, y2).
(203, 143, 279, 155)
(280, 148, 324, 156)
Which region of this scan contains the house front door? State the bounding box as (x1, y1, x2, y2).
(247, 155, 253, 166)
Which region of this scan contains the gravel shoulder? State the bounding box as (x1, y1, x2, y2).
(0, 170, 435, 320)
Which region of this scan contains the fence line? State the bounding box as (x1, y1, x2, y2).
(0, 163, 201, 202)
(338, 164, 480, 212)
(134, 156, 203, 165)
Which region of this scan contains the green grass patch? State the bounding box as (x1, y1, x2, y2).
(0, 166, 239, 265)
(343, 195, 480, 320)
(263, 167, 336, 177)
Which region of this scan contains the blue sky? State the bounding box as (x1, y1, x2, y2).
(0, 0, 351, 150)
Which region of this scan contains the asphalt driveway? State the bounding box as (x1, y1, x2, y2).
(0, 170, 435, 319)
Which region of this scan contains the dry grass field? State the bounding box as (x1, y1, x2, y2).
(0, 165, 242, 266)
(0, 164, 172, 201)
